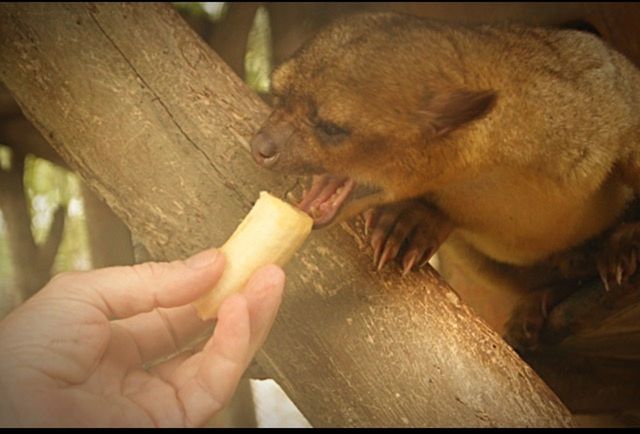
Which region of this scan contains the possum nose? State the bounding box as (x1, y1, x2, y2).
(251, 131, 279, 167)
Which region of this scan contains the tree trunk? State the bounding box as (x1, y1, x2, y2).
(0, 3, 574, 427)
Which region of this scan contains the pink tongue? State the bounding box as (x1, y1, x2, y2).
(298, 175, 346, 212)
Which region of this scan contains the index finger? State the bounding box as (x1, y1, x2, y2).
(42, 248, 225, 320)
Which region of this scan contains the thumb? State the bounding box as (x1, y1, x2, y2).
(42, 248, 226, 319)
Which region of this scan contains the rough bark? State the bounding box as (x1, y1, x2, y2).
(0, 3, 574, 427)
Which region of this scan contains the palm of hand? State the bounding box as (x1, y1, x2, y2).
(0, 251, 283, 427)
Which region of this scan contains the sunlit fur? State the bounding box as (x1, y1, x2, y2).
(262, 11, 640, 277)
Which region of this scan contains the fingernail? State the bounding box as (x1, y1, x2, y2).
(185, 248, 221, 269)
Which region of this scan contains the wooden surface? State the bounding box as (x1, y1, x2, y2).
(0, 2, 574, 427)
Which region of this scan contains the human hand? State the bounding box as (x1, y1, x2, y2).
(0, 249, 284, 427)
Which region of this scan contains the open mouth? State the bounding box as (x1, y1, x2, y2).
(288, 174, 381, 228)
(293, 175, 355, 228)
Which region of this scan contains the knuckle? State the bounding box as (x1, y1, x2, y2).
(48, 270, 84, 287)
(131, 261, 170, 291)
(133, 261, 167, 279)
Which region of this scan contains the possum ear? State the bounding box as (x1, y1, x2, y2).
(421, 89, 497, 137)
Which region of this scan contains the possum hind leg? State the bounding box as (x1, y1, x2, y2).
(503, 282, 584, 353)
(601, 160, 640, 291)
(502, 243, 600, 352)
(505, 158, 640, 351)
(363, 199, 453, 274)
(598, 221, 640, 291)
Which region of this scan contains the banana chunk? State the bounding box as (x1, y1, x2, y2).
(193, 191, 313, 320)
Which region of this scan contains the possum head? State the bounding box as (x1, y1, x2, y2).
(250, 12, 496, 228)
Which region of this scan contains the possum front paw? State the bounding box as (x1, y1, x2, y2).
(597, 222, 640, 292)
(362, 200, 452, 274)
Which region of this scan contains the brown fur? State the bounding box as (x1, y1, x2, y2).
(252, 12, 640, 347)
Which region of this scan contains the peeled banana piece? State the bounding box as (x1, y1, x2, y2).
(193, 191, 313, 320)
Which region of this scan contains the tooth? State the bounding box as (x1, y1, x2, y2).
(615, 264, 623, 286)
(286, 191, 299, 204)
(597, 261, 608, 290)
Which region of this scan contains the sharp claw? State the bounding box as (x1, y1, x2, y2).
(372, 236, 384, 267)
(597, 261, 610, 291)
(615, 263, 623, 286)
(377, 242, 396, 271)
(373, 245, 382, 267)
(286, 190, 299, 205)
(370, 229, 384, 248)
(402, 250, 419, 276)
(418, 248, 434, 268)
(364, 210, 373, 237)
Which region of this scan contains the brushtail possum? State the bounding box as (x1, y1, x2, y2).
(249, 11, 640, 352)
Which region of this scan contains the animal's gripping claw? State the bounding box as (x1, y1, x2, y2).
(597, 222, 640, 292)
(363, 200, 452, 274)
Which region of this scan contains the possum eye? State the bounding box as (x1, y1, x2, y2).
(315, 119, 350, 142)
